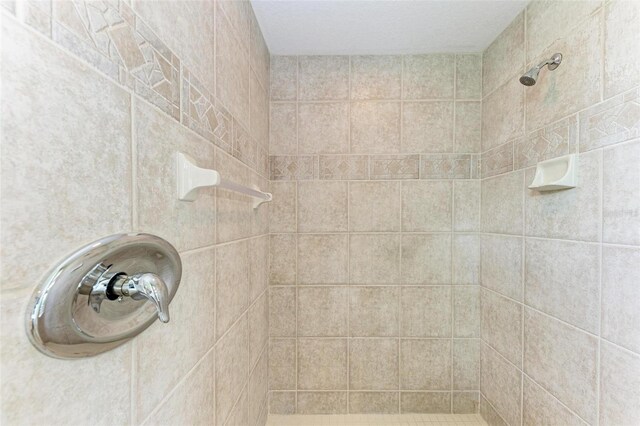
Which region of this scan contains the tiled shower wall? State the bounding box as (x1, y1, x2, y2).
(479, 1, 640, 425)
(1, 1, 270, 425)
(267, 54, 483, 414)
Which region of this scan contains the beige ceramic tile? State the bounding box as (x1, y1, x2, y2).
(269, 181, 296, 233)
(216, 315, 249, 426)
(525, 12, 602, 131)
(604, 0, 640, 98)
(351, 101, 401, 153)
(402, 101, 454, 153)
(298, 102, 349, 154)
(525, 150, 601, 241)
(454, 286, 480, 338)
(298, 339, 348, 390)
(298, 286, 348, 336)
(522, 376, 587, 426)
(298, 234, 349, 284)
(349, 181, 401, 232)
(480, 395, 508, 426)
(480, 343, 522, 426)
(454, 180, 480, 232)
(250, 9, 269, 89)
(225, 385, 249, 426)
(216, 240, 249, 340)
(482, 12, 524, 97)
(455, 101, 482, 153)
(249, 349, 268, 425)
(400, 339, 451, 390)
(603, 140, 640, 245)
(481, 141, 513, 178)
(269, 392, 296, 414)
(400, 392, 451, 413)
(271, 56, 297, 101)
(481, 288, 523, 367)
(270, 102, 297, 155)
(602, 245, 640, 353)
(482, 78, 524, 151)
(599, 341, 640, 426)
(400, 286, 451, 337)
(481, 170, 524, 235)
(349, 286, 399, 337)
(349, 392, 399, 414)
(349, 234, 401, 284)
(523, 309, 598, 424)
(269, 287, 296, 337)
(249, 235, 268, 302)
(481, 235, 523, 301)
(401, 181, 452, 232)
(349, 338, 399, 390)
(351, 55, 402, 100)
(297, 181, 348, 232)
(456, 54, 482, 100)
(217, 0, 251, 52)
(269, 339, 296, 390)
(296, 392, 348, 414)
(319, 155, 369, 180)
(249, 292, 268, 368)
(453, 392, 480, 414)
(298, 56, 349, 100)
(136, 249, 216, 420)
(403, 54, 455, 99)
(524, 238, 600, 333)
(452, 234, 480, 285)
(0, 16, 132, 292)
(269, 234, 296, 285)
(401, 234, 452, 284)
(453, 339, 480, 390)
(215, 149, 253, 243)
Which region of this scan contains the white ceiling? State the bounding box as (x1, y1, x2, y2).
(251, 0, 528, 55)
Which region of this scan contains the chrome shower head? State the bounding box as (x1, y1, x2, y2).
(519, 53, 562, 86)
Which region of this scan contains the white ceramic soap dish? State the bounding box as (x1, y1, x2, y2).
(528, 154, 577, 191)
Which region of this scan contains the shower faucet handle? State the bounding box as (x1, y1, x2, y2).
(111, 273, 171, 323)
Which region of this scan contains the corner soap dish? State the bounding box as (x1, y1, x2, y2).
(528, 154, 577, 191)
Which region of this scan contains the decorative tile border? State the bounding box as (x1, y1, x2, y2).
(370, 155, 420, 180)
(420, 154, 472, 179)
(481, 141, 513, 178)
(319, 155, 369, 180)
(579, 88, 640, 152)
(515, 115, 577, 170)
(270, 156, 317, 180)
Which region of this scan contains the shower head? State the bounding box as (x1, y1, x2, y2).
(519, 53, 562, 86)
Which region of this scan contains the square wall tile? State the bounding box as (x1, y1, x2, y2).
(298, 102, 349, 154)
(482, 11, 524, 97)
(400, 286, 451, 337)
(402, 101, 454, 153)
(454, 180, 480, 232)
(481, 288, 522, 367)
(604, 0, 640, 98)
(602, 245, 640, 353)
(456, 54, 482, 100)
(453, 392, 479, 414)
(351, 101, 401, 153)
(452, 234, 480, 285)
(454, 286, 480, 338)
(249, 292, 268, 368)
(455, 101, 481, 153)
(270, 56, 297, 100)
(481, 235, 523, 301)
(269, 287, 296, 337)
(297, 392, 347, 414)
(269, 392, 296, 414)
(603, 140, 640, 245)
(350, 234, 401, 284)
(249, 350, 268, 426)
(401, 234, 452, 284)
(215, 315, 248, 425)
(349, 181, 401, 232)
(401, 181, 452, 232)
(297, 181, 348, 232)
(482, 77, 524, 151)
(216, 240, 249, 340)
(481, 170, 523, 235)
(350, 286, 399, 337)
(298, 338, 348, 390)
(525, 238, 600, 333)
(401, 392, 451, 413)
(403, 54, 455, 99)
(480, 343, 522, 426)
(269, 102, 297, 155)
(298, 55, 349, 100)
(349, 392, 399, 414)
(269, 339, 296, 390)
(480, 395, 509, 426)
(453, 339, 480, 390)
(349, 338, 399, 390)
(269, 234, 296, 285)
(350, 55, 402, 100)
(298, 286, 348, 336)
(524, 309, 598, 424)
(269, 181, 296, 233)
(599, 341, 640, 426)
(400, 339, 451, 390)
(298, 234, 349, 284)
(523, 376, 586, 426)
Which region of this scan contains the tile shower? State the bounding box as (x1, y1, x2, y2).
(0, 1, 638, 426)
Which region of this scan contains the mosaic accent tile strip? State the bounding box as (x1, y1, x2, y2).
(481, 141, 514, 178)
(271, 156, 317, 180)
(182, 67, 232, 154)
(319, 155, 369, 180)
(579, 88, 640, 152)
(51, 0, 180, 119)
(515, 115, 577, 170)
(370, 155, 420, 180)
(420, 154, 472, 179)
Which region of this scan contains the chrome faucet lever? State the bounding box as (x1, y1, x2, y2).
(109, 273, 171, 322)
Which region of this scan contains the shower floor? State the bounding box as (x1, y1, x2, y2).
(266, 413, 487, 426)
